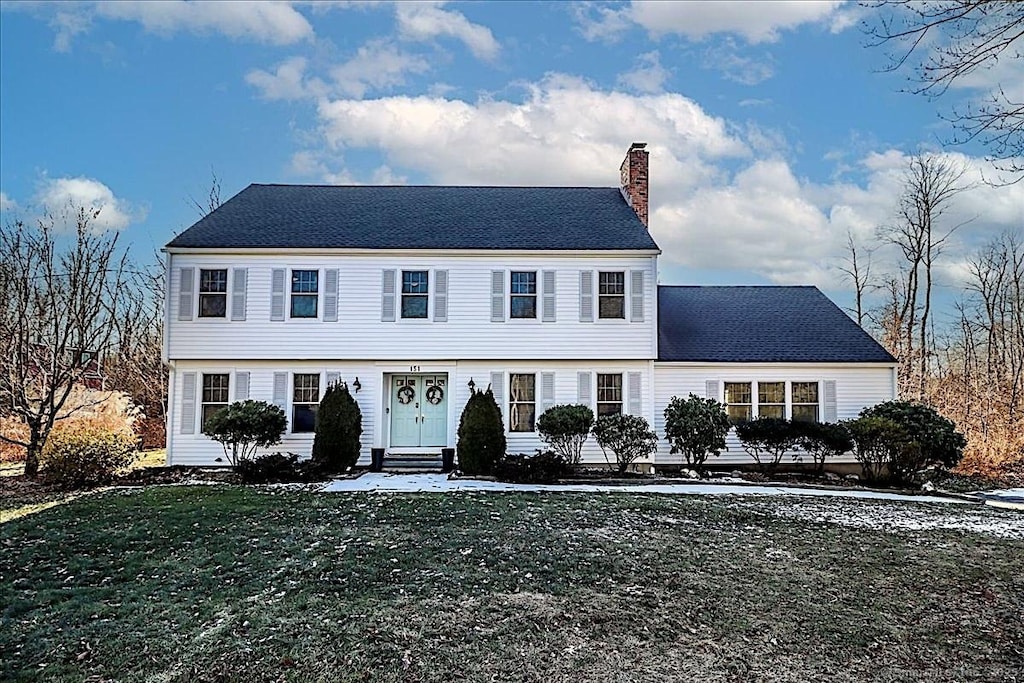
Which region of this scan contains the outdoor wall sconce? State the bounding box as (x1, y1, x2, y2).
(467, 377, 476, 392)
(352, 377, 361, 393)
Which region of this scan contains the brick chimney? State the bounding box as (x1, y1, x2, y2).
(619, 142, 649, 228)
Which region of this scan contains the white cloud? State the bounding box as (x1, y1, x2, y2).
(617, 51, 670, 94)
(0, 191, 16, 212)
(394, 1, 499, 61)
(315, 74, 747, 189)
(50, 9, 92, 52)
(577, 0, 846, 44)
(703, 39, 774, 85)
(302, 75, 1021, 288)
(246, 56, 327, 101)
(33, 177, 138, 231)
(329, 39, 430, 98)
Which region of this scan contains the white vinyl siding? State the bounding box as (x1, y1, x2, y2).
(653, 365, 896, 466)
(167, 253, 658, 360)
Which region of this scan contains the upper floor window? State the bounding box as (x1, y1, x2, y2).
(725, 382, 752, 424)
(291, 270, 319, 318)
(510, 271, 537, 319)
(597, 373, 623, 416)
(758, 382, 785, 419)
(598, 271, 625, 319)
(198, 269, 228, 318)
(292, 373, 320, 433)
(792, 382, 820, 422)
(201, 373, 230, 432)
(509, 373, 536, 432)
(402, 270, 429, 319)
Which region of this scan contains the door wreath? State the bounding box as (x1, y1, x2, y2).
(397, 385, 415, 404)
(426, 385, 444, 405)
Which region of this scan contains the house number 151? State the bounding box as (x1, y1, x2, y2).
(409, 365, 421, 372)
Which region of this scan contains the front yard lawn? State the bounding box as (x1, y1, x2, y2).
(2, 486, 1022, 682)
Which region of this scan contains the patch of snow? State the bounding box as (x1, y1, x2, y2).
(739, 498, 1024, 540)
(320, 472, 965, 505)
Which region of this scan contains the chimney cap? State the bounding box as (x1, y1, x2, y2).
(630, 142, 647, 150)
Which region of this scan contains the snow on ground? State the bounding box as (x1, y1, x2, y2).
(321, 472, 962, 503)
(735, 497, 1024, 540)
(318, 473, 1024, 540)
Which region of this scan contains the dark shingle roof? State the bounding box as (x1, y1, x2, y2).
(658, 286, 896, 363)
(166, 184, 660, 251)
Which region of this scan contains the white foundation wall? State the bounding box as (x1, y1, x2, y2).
(167, 359, 654, 467)
(165, 252, 658, 361)
(652, 363, 897, 467)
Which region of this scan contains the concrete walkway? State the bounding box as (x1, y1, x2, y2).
(321, 472, 970, 504)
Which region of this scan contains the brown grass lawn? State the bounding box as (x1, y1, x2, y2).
(1, 486, 1022, 682)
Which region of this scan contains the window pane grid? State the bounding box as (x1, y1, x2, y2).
(598, 272, 625, 319)
(509, 374, 536, 432)
(758, 381, 785, 419)
(511, 272, 536, 294)
(293, 374, 320, 403)
(597, 373, 623, 416)
(199, 269, 227, 293)
(401, 271, 429, 318)
(291, 270, 318, 293)
(725, 382, 752, 424)
(402, 271, 429, 293)
(792, 382, 820, 423)
(200, 373, 229, 431)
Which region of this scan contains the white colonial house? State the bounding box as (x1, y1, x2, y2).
(163, 143, 896, 471)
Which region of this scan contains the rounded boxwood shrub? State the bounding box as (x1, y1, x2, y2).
(844, 415, 908, 485)
(203, 400, 287, 467)
(795, 421, 854, 474)
(734, 417, 801, 475)
(311, 382, 362, 473)
(41, 423, 138, 489)
(859, 401, 966, 479)
(537, 404, 594, 467)
(494, 450, 569, 484)
(663, 394, 731, 472)
(592, 413, 658, 474)
(457, 388, 506, 475)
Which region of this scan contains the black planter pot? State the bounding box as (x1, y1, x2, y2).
(371, 448, 385, 472)
(441, 448, 455, 473)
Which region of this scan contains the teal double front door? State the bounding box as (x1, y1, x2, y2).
(389, 374, 449, 448)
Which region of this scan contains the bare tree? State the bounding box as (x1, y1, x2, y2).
(188, 168, 222, 218)
(0, 208, 144, 477)
(879, 153, 968, 398)
(863, 1, 1024, 176)
(838, 231, 875, 327)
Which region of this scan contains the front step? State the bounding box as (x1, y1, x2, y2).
(382, 453, 443, 472)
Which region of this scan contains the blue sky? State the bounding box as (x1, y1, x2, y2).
(1, 1, 1021, 313)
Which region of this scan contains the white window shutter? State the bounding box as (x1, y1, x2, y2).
(706, 380, 720, 400)
(180, 371, 197, 434)
(326, 371, 340, 386)
(434, 269, 448, 322)
(270, 269, 286, 321)
(491, 270, 505, 322)
(233, 372, 249, 401)
(579, 270, 594, 322)
(177, 267, 195, 321)
(628, 372, 642, 415)
(273, 372, 288, 411)
(323, 269, 339, 322)
(542, 270, 556, 322)
(577, 371, 592, 406)
(541, 372, 555, 415)
(630, 270, 645, 322)
(489, 372, 504, 416)
(823, 380, 838, 422)
(230, 268, 247, 321)
(381, 269, 396, 322)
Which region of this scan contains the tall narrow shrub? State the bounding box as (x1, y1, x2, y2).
(457, 388, 506, 475)
(312, 382, 363, 473)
